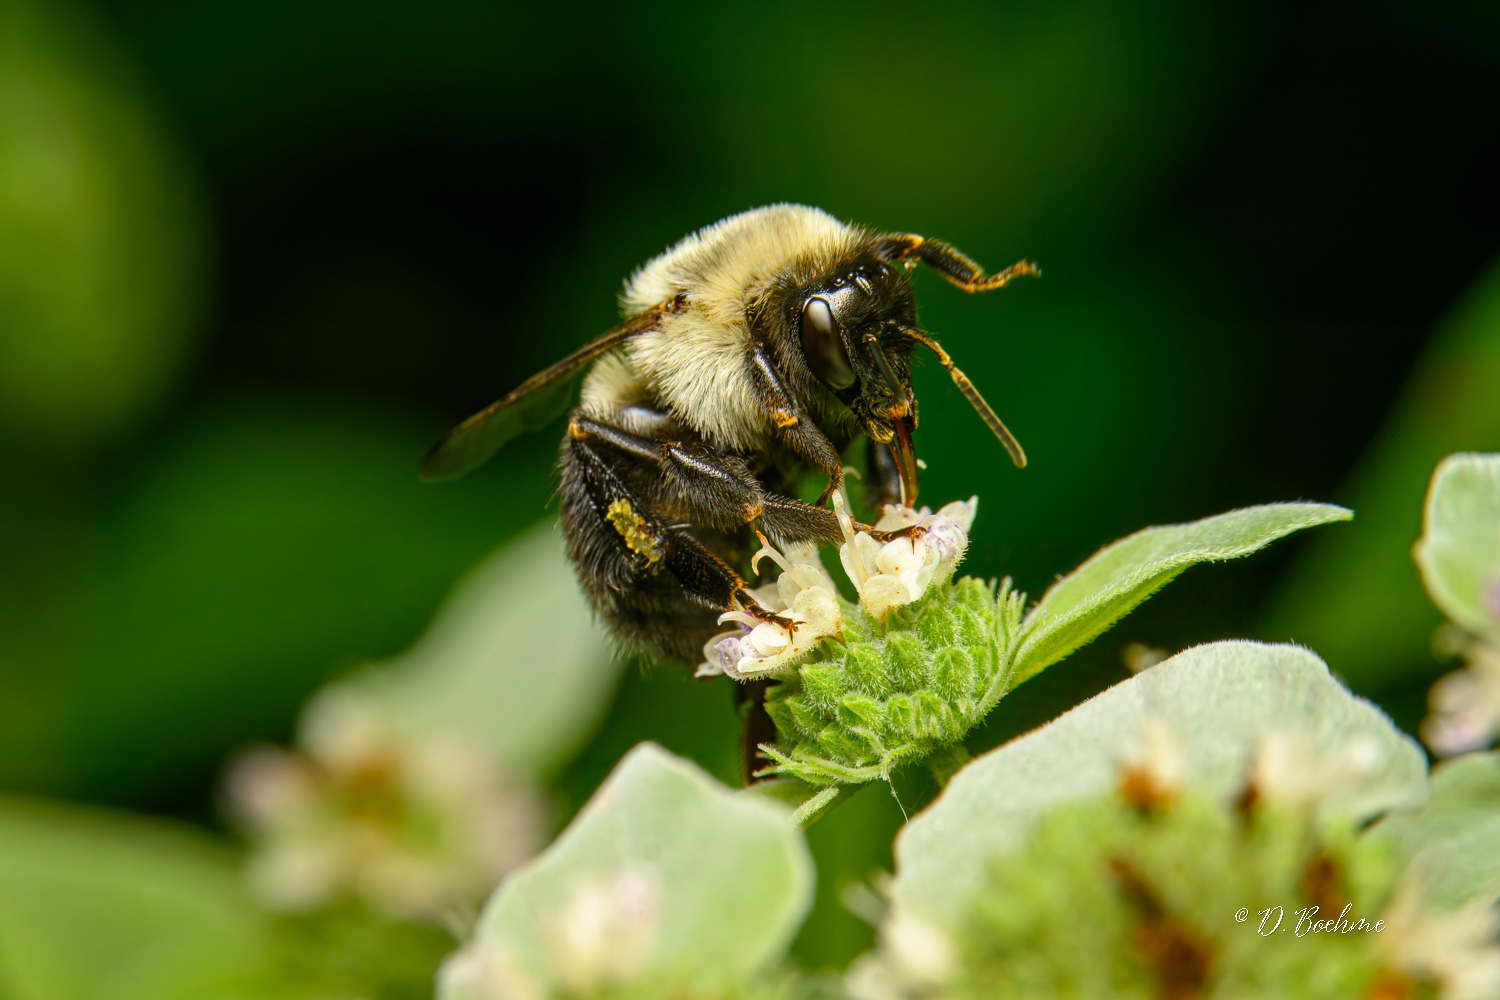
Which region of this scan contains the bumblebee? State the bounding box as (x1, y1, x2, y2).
(422, 204, 1036, 665)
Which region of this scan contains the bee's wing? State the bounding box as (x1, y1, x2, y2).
(419, 296, 684, 481)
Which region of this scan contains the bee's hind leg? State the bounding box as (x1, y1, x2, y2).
(562, 426, 797, 788)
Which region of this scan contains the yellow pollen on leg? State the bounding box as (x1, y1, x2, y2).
(606, 498, 664, 563)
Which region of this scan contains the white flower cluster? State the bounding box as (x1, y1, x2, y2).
(1252, 726, 1386, 809)
(1378, 883, 1500, 1000)
(839, 494, 977, 621)
(1242, 722, 1500, 1000)
(845, 912, 956, 1000)
(699, 538, 843, 681)
(225, 692, 546, 923)
(696, 494, 978, 680)
(441, 867, 662, 1000)
(845, 720, 1500, 1000)
(1423, 634, 1500, 758)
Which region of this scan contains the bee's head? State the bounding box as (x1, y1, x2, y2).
(769, 249, 1027, 506)
(793, 254, 924, 502)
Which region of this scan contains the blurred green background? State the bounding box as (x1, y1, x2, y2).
(2, 0, 1499, 980)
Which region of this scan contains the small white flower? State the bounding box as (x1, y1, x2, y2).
(1251, 727, 1384, 809)
(883, 911, 957, 986)
(837, 492, 976, 621)
(1119, 718, 1187, 803)
(696, 494, 978, 679)
(697, 539, 842, 679)
(226, 692, 546, 922)
(439, 939, 545, 1000)
(1121, 642, 1168, 673)
(439, 868, 662, 1000)
(845, 909, 956, 1000)
(1422, 640, 1500, 757)
(548, 868, 660, 993)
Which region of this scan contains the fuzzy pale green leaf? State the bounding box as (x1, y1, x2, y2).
(0, 795, 315, 1000)
(0, 0, 209, 443)
(892, 640, 1426, 930)
(1375, 751, 1500, 911)
(320, 521, 619, 775)
(1013, 503, 1352, 683)
(1414, 453, 1500, 644)
(440, 743, 813, 999)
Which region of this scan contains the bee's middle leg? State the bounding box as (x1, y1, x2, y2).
(568, 415, 767, 530)
(566, 415, 799, 623)
(569, 413, 913, 556)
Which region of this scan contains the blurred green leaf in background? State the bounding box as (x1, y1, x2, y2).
(1263, 259, 1500, 704)
(0, 0, 207, 446)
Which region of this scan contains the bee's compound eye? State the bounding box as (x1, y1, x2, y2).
(800, 297, 855, 390)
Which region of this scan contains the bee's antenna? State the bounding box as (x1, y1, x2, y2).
(903, 328, 1027, 468)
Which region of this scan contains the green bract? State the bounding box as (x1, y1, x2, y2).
(1013, 502, 1355, 683)
(760, 577, 1021, 788)
(1412, 453, 1500, 757)
(320, 521, 620, 775)
(759, 504, 1351, 793)
(0, 795, 272, 1000)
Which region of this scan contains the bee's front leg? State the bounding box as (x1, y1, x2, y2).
(744, 342, 847, 506)
(872, 233, 1040, 293)
(742, 343, 923, 519)
(855, 521, 928, 544)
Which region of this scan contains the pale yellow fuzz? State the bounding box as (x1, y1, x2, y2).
(602, 204, 864, 452)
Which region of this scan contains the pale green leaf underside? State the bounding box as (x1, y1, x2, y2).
(1375, 751, 1500, 911)
(1013, 503, 1353, 683)
(1414, 453, 1500, 643)
(0, 796, 305, 1000)
(445, 744, 813, 998)
(320, 521, 620, 775)
(892, 641, 1426, 930)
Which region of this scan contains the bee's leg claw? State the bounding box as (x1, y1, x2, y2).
(736, 594, 798, 635)
(850, 521, 927, 545)
(815, 479, 838, 507)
